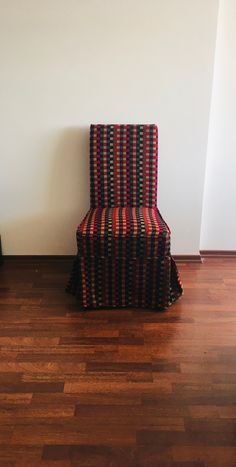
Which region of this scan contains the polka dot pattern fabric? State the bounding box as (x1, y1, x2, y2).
(67, 124, 183, 310)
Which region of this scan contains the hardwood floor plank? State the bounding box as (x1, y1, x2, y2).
(136, 429, 236, 446)
(0, 258, 235, 465)
(171, 446, 236, 467)
(0, 445, 43, 464)
(11, 423, 137, 445)
(0, 382, 64, 393)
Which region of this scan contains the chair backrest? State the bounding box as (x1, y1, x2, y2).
(90, 124, 158, 207)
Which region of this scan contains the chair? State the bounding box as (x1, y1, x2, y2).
(67, 124, 183, 309)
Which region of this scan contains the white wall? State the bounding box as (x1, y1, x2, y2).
(201, 0, 236, 250)
(0, 0, 218, 255)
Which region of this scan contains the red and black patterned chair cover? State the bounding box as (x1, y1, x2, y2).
(67, 124, 183, 309)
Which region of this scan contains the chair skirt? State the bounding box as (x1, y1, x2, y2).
(67, 254, 182, 310)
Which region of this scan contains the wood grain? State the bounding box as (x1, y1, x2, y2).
(0, 258, 236, 466)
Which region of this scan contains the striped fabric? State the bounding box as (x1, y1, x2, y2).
(67, 124, 183, 310)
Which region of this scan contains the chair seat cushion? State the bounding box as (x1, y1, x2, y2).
(77, 207, 170, 258)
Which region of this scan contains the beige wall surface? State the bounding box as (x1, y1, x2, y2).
(0, 0, 218, 255)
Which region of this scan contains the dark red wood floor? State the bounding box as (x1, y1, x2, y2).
(0, 258, 235, 466)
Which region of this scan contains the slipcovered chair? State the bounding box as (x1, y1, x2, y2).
(67, 124, 183, 309)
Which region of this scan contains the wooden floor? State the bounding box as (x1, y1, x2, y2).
(0, 258, 235, 466)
